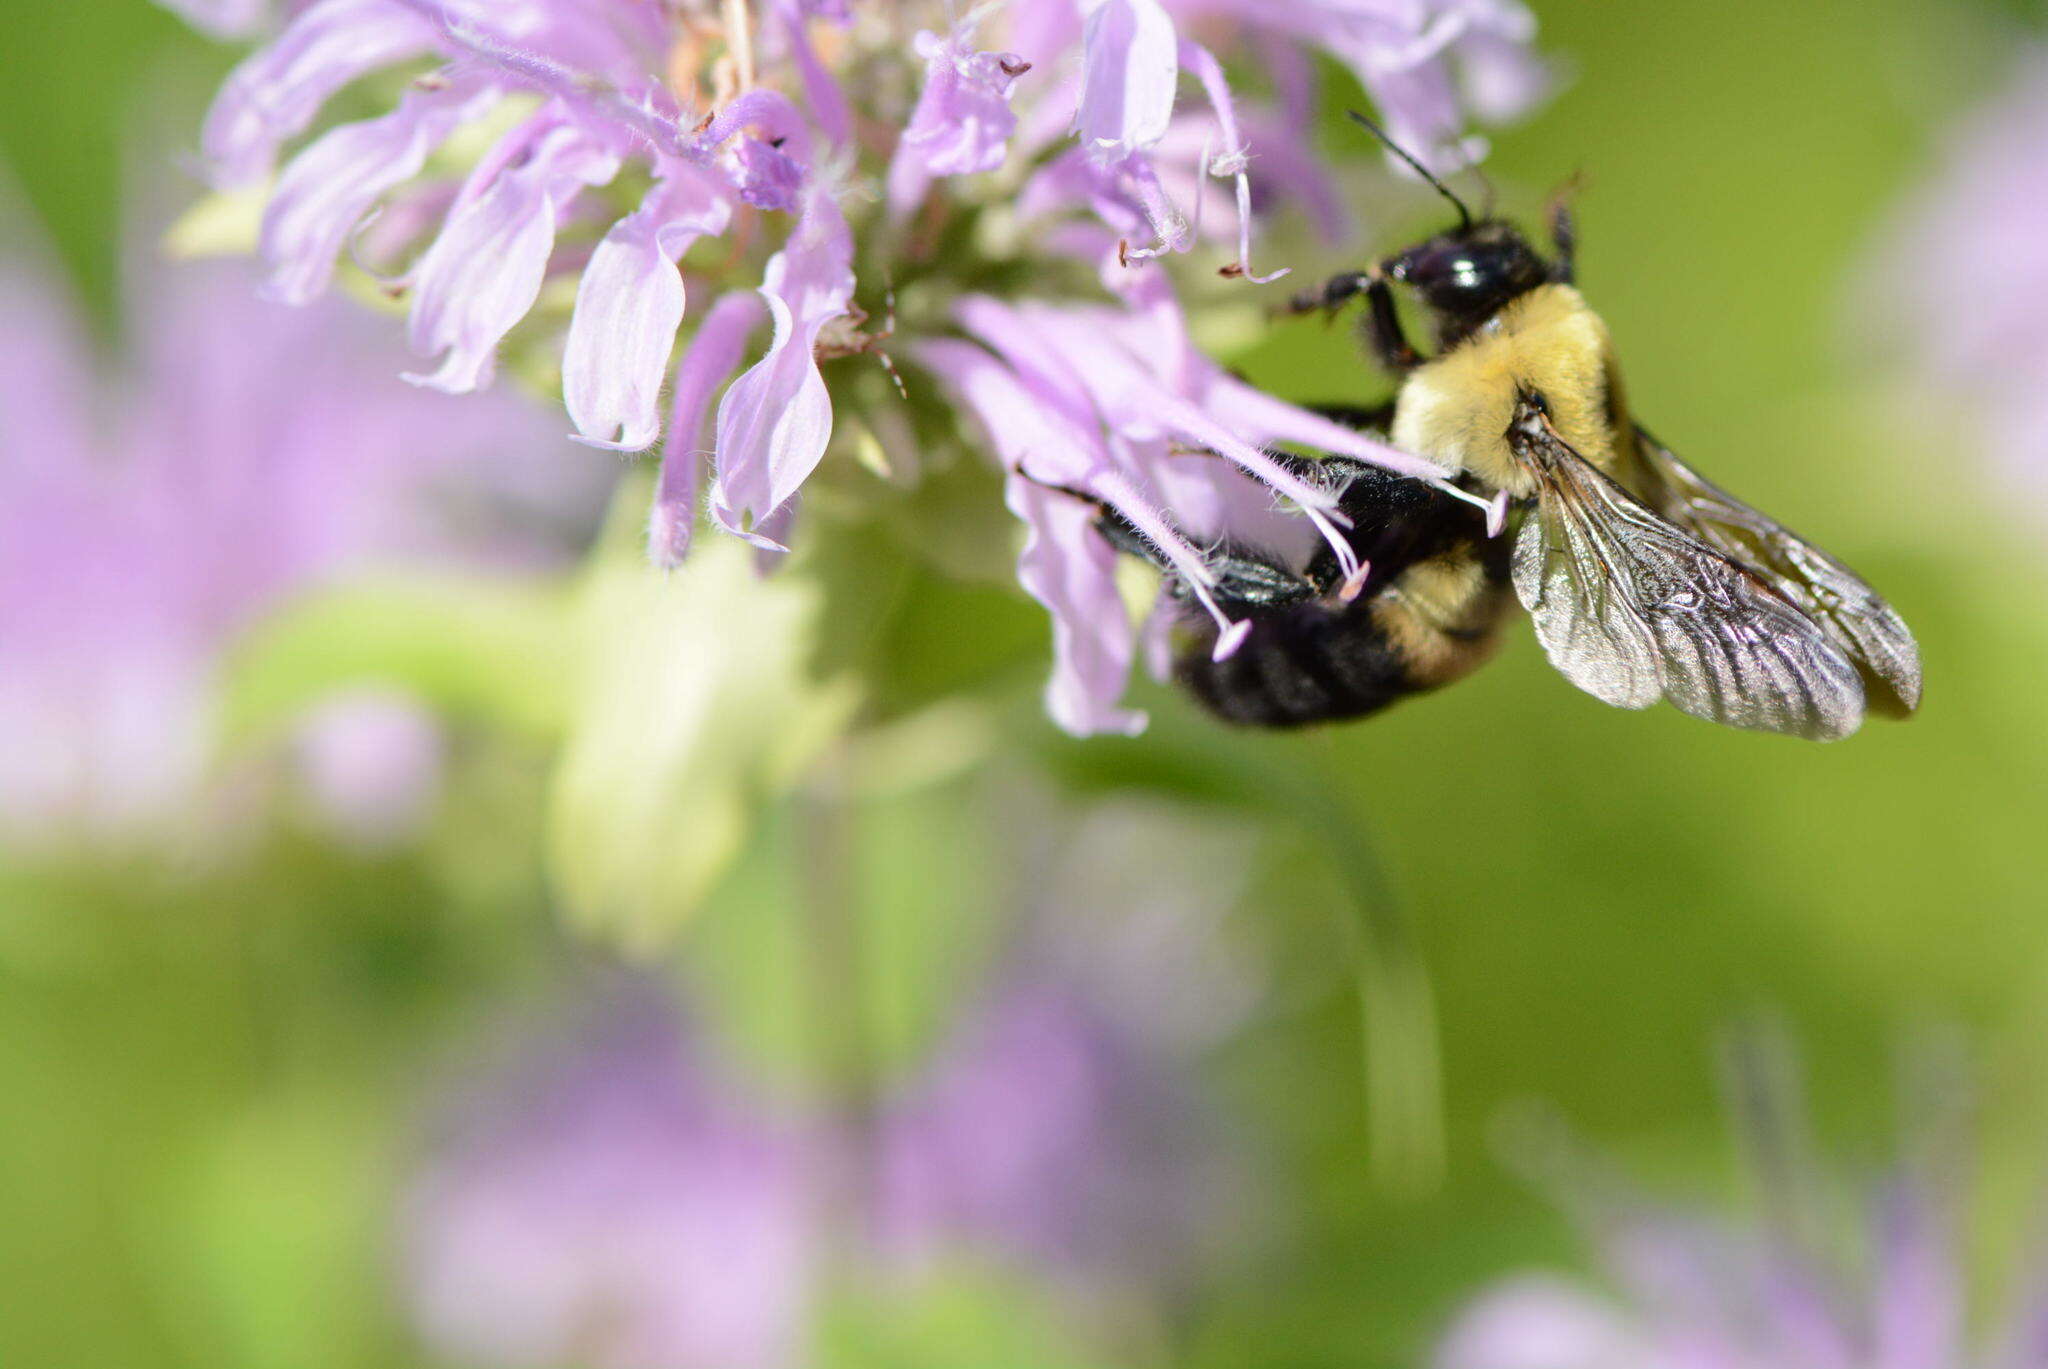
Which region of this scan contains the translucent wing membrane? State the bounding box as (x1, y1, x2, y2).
(1505, 403, 1866, 740)
(1630, 426, 1922, 717)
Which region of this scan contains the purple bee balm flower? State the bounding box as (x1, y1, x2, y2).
(1867, 52, 2048, 519)
(872, 979, 1236, 1295)
(1433, 1043, 2027, 1369)
(402, 981, 1231, 1365)
(161, 0, 1551, 734)
(885, 25, 1032, 217)
(402, 990, 812, 1369)
(402, 801, 1257, 1363)
(0, 249, 594, 846)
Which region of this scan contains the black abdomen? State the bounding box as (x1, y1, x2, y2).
(1176, 529, 1514, 729)
(1178, 598, 1417, 727)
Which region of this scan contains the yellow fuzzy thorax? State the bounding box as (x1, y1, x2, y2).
(1389, 284, 1627, 497)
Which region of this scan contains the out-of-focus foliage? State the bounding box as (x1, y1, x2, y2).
(5, 1, 2048, 1367)
(547, 493, 861, 951)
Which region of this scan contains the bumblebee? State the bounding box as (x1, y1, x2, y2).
(1087, 115, 1921, 740)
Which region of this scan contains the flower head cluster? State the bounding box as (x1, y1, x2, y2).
(169, 0, 1551, 733)
(0, 251, 594, 845)
(1434, 1047, 2032, 1369)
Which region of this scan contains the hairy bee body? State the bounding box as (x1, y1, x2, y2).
(1390, 284, 1629, 496)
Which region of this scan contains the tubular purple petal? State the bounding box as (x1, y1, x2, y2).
(708, 185, 855, 549)
(202, 0, 436, 186)
(777, 1, 853, 145)
(403, 112, 621, 394)
(1008, 470, 1147, 738)
(920, 338, 1144, 736)
(1208, 372, 1453, 483)
(649, 292, 764, 569)
(1074, 0, 1178, 157)
(889, 28, 1029, 218)
(261, 78, 498, 306)
(565, 165, 736, 452)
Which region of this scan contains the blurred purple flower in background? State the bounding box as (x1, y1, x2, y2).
(404, 989, 811, 1369)
(404, 973, 1240, 1367)
(1432, 1041, 2025, 1369)
(1873, 52, 2048, 522)
(0, 250, 597, 847)
(402, 798, 1258, 1366)
(160, 0, 1553, 735)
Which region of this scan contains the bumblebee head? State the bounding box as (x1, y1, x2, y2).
(1341, 111, 1560, 340)
(1387, 221, 1553, 335)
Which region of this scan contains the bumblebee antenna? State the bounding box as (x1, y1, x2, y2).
(1345, 109, 1473, 233)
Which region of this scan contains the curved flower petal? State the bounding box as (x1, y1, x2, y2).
(919, 338, 1143, 737)
(261, 78, 499, 305)
(565, 164, 736, 451)
(1008, 471, 1145, 738)
(648, 292, 763, 568)
(779, 3, 853, 145)
(708, 185, 854, 547)
(403, 112, 621, 394)
(891, 30, 1030, 207)
(1075, 0, 1179, 156)
(694, 89, 815, 213)
(201, 0, 436, 186)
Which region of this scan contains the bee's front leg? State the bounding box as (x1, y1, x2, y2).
(1360, 269, 1424, 377)
(1547, 200, 1576, 284)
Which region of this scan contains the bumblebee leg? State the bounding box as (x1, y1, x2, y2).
(1204, 549, 1319, 611)
(1360, 270, 1423, 376)
(1547, 201, 1576, 284)
(1008, 469, 1165, 568)
(1283, 270, 1371, 316)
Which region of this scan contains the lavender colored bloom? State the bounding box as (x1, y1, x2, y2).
(1434, 1046, 2024, 1369)
(402, 991, 811, 1369)
(872, 980, 1231, 1292)
(886, 25, 1031, 216)
(1868, 53, 2048, 519)
(0, 251, 593, 846)
(403, 800, 1257, 1363)
(403, 980, 1230, 1366)
(161, 0, 1552, 735)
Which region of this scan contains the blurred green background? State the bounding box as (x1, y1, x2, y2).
(5, 1, 2048, 1366)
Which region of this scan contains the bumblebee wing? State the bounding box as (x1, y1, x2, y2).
(1507, 407, 1866, 740)
(1630, 425, 1921, 717)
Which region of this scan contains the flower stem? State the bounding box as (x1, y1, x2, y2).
(721, 0, 757, 92)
